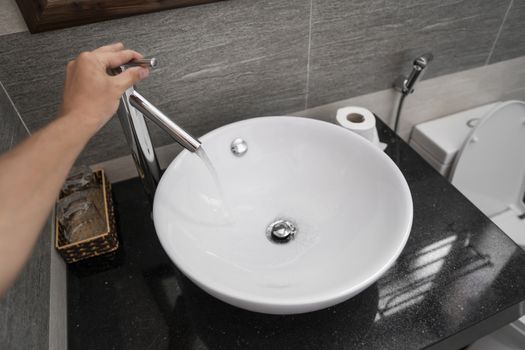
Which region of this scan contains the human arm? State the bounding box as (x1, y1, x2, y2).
(0, 43, 150, 295)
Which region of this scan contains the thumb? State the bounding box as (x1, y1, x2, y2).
(114, 67, 150, 90)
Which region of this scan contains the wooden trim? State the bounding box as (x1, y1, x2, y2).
(15, 0, 225, 33)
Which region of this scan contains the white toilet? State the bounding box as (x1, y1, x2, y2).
(409, 101, 525, 349)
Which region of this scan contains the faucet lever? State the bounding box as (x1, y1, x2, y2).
(109, 58, 158, 76)
(122, 58, 158, 70)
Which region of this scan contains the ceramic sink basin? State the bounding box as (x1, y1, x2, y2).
(153, 116, 413, 314)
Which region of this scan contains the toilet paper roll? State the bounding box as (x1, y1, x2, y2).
(336, 106, 376, 141)
(336, 106, 386, 150)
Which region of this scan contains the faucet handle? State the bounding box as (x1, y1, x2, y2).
(109, 58, 158, 76)
(122, 58, 158, 70)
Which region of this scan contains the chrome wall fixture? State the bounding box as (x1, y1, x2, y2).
(393, 53, 433, 133)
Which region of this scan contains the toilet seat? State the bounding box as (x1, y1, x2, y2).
(450, 101, 525, 218)
(414, 101, 525, 350)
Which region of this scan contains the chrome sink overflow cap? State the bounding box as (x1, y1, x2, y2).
(231, 138, 248, 156)
(266, 219, 297, 244)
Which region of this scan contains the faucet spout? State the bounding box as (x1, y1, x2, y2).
(115, 57, 201, 203)
(128, 91, 201, 152)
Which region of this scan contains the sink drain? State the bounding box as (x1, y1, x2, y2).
(231, 138, 248, 156)
(266, 219, 297, 244)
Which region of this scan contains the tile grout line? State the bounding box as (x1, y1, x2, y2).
(0, 80, 31, 136)
(304, 0, 314, 110)
(485, 0, 513, 66)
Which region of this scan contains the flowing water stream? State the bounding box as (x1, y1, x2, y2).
(195, 146, 232, 221)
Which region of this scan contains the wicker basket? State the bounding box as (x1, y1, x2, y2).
(55, 169, 119, 264)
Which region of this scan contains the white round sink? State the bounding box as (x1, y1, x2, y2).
(153, 116, 412, 314)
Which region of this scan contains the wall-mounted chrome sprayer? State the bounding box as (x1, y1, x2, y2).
(393, 53, 433, 133)
(114, 59, 201, 202)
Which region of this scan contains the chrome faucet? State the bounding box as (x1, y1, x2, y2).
(114, 58, 201, 202)
(392, 53, 433, 133)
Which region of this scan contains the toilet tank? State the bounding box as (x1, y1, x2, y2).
(408, 102, 501, 178)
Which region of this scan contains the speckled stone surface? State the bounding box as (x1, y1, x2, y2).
(67, 118, 525, 350)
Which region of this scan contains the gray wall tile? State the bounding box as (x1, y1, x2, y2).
(0, 220, 51, 349)
(489, 0, 525, 63)
(0, 0, 310, 165)
(0, 83, 29, 154)
(0, 82, 49, 350)
(0, 0, 521, 167)
(306, 0, 510, 108)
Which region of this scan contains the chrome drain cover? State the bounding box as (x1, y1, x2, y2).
(266, 219, 297, 243)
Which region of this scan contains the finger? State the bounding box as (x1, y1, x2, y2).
(66, 59, 75, 74)
(64, 59, 76, 88)
(93, 42, 124, 53)
(100, 50, 144, 69)
(113, 67, 150, 90)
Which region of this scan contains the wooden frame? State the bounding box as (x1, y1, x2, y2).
(16, 0, 224, 33)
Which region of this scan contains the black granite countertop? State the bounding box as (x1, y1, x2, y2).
(68, 119, 525, 350)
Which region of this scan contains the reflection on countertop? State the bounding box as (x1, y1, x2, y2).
(67, 119, 525, 350)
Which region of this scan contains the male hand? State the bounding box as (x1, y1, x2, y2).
(59, 43, 150, 134)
